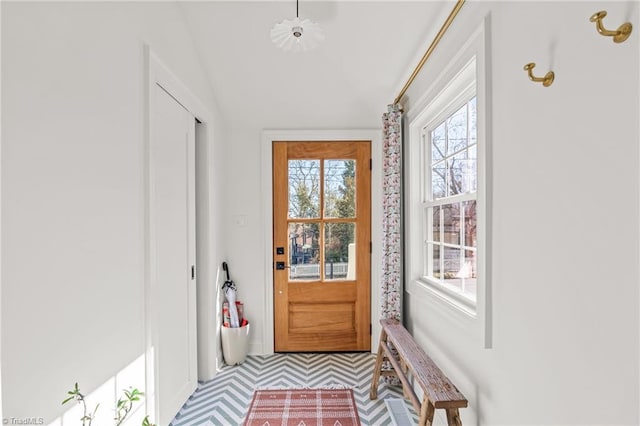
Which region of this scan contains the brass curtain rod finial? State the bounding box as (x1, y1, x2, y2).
(523, 63, 554, 87)
(590, 10, 632, 43)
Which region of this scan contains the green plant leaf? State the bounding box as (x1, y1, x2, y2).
(63, 382, 151, 426)
(141, 415, 156, 426)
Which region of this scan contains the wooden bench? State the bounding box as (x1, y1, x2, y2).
(370, 319, 468, 426)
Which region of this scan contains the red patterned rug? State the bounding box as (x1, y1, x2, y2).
(243, 388, 361, 426)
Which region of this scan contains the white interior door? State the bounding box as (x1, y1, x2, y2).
(151, 83, 197, 425)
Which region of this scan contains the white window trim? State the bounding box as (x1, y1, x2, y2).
(406, 17, 492, 348)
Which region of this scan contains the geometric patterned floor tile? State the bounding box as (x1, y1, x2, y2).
(170, 353, 419, 425)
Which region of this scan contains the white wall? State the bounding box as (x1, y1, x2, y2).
(1, 2, 226, 421)
(196, 118, 229, 378)
(403, 1, 639, 425)
(223, 126, 267, 354)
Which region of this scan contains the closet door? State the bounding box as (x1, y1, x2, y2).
(151, 84, 197, 425)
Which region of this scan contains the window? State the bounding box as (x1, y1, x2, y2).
(406, 50, 487, 319)
(424, 97, 477, 304)
(407, 21, 490, 346)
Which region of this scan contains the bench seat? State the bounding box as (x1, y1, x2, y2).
(370, 319, 467, 426)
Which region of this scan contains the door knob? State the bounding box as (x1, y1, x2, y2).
(275, 261, 290, 270)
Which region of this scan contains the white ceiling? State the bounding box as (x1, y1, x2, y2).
(179, 1, 454, 129)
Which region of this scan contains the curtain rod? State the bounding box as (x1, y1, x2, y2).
(393, 0, 466, 106)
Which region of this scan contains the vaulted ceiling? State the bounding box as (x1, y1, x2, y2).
(179, 1, 454, 129)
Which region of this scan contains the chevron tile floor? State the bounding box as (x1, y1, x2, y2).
(170, 352, 419, 425)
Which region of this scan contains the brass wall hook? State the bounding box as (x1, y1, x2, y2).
(590, 10, 632, 43)
(523, 63, 554, 87)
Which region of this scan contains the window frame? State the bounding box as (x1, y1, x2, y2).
(405, 19, 491, 348)
(422, 92, 478, 310)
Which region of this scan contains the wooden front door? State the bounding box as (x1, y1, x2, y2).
(273, 141, 371, 352)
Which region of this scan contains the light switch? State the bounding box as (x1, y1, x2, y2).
(234, 214, 247, 227)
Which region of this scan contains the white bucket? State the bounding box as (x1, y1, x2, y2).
(221, 323, 250, 366)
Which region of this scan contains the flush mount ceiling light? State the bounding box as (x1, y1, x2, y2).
(270, 0, 325, 53)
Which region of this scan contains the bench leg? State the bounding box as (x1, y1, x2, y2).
(418, 398, 435, 426)
(369, 328, 387, 400)
(446, 408, 462, 426)
(400, 359, 410, 400)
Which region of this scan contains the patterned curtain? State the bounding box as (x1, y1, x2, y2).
(381, 104, 403, 322)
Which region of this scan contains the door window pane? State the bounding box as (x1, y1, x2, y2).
(288, 222, 320, 281)
(288, 160, 320, 218)
(324, 223, 355, 280)
(324, 160, 356, 218)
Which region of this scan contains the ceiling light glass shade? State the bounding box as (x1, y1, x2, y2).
(270, 17, 325, 53)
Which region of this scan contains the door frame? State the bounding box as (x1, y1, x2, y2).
(261, 130, 383, 355)
(144, 45, 217, 419)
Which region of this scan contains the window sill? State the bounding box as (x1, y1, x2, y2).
(410, 277, 477, 319)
